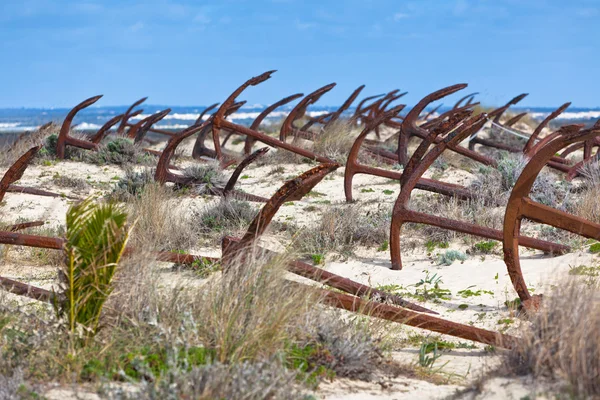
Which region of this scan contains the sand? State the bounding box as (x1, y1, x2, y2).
(0, 132, 593, 399)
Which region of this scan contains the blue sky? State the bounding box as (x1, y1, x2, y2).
(1, 0, 598, 108)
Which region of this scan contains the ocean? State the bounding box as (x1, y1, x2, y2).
(1, 104, 599, 146)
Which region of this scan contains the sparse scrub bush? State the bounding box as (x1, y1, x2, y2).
(131, 361, 306, 400)
(195, 199, 258, 242)
(110, 167, 154, 201)
(85, 138, 155, 166)
(0, 123, 58, 167)
(312, 119, 356, 163)
(51, 173, 89, 191)
(295, 205, 390, 258)
(127, 183, 200, 251)
(437, 250, 467, 266)
(505, 279, 600, 398)
(181, 161, 227, 193)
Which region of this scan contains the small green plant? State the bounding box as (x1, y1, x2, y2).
(568, 264, 600, 277)
(589, 243, 600, 253)
(413, 271, 451, 301)
(425, 240, 449, 253)
(311, 253, 325, 265)
(473, 240, 497, 253)
(382, 189, 394, 195)
(57, 198, 131, 341)
(497, 318, 514, 325)
(504, 297, 521, 309)
(457, 286, 494, 298)
(377, 240, 389, 252)
(241, 174, 251, 179)
(437, 250, 467, 266)
(458, 304, 469, 310)
(418, 342, 443, 369)
(360, 188, 374, 193)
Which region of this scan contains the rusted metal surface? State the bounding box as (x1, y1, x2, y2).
(522, 102, 571, 156)
(344, 106, 476, 203)
(0, 146, 41, 203)
(192, 101, 246, 161)
(279, 83, 336, 142)
(225, 163, 340, 261)
(0, 276, 56, 302)
(7, 221, 45, 232)
(195, 103, 220, 125)
(311, 284, 516, 348)
(397, 85, 491, 168)
(127, 109, 172, 144)
(453, 92, 479, 109)
(223, 147, 269, 196)
(223, 236, 435, 314)
(56, 95, 102, 159)
(390, 113, 568, 270)
(117, 97, 147, 135)
(208, 74, 335, 164)
(89, 114, 124, 144)
(211, 71, 276, 163)
(154, 122, 266, 202)
(503, 124, 600, 310)
(243, 94, 304, 154)
(324, 86, 365, 128)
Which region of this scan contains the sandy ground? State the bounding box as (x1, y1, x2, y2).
(0, 127, 592, 399)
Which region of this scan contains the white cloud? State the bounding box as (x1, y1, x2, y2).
(454, 0, 468, 16)
(393, 12, 409, 21)
(194, 12, 211, 24)
(128, 21, 144, 32)
(295, 19, 316, 30)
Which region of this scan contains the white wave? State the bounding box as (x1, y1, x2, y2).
(240, 103, 264, 109)
(154, 124, 191, 129)
(131, 113, 201, 121)
(75, 122, 101, 130)
(307, 111, 329, 117)
(0, 125, 38, 133)
(0, 123, 20, 128)
(529, 111, 600, 120)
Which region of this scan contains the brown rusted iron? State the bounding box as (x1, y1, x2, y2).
(192, 101, 247, 161)
(503, 124, 600, 310)
(421, 104, 443, 121)
(89, 114, 124, 144)
(323, 86, 364, 130)
(0, 276, 56, 302)
(225, 163, 340, 262)
(220, 162, 435, 315)
(243, 94, 304, 155)
(504, 112, 528, 127)
(389, 113, 569, 270)
(56, 95, 103, 159)
(522, 102, 570, 156)
(0, 229, 217, 267)
(453, 92, 479, 109)
(209, 74, 335, 164)
(397, 85, 491, 168)
(223, 236, 435, 314)
(279, 83, 336, 142)
(211, 71, 277, 163)
(117, 97, 147, 135)
(154, 122, 266, 202)
(468, 93, 528, 152)
(127, 109, 172, 144)
(7, 221, 45, 232)
(1, 146, 41, 203)
(195, 103, 220, 125)
(223, 147, 269, 197)
(344, 106, 476, 203)
(309, 284, 516, 348)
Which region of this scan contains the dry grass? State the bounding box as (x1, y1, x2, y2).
(574, 161, 600, 224)
(312, 119, 357, 164)
(0, 123, 59, 167)
(294, 204, 390, 259)
(504, 279, 600, 398)
(126, 183, 201, 252)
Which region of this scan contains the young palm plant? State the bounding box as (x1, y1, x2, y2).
(56, 198, 131, 340)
